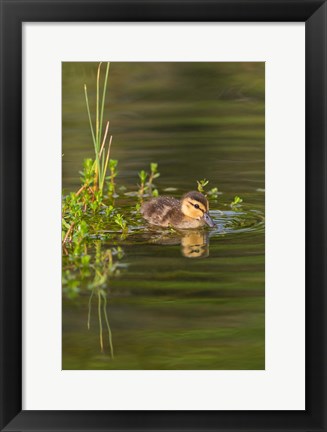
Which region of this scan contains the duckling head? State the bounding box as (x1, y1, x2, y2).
(181, 191, 215, 227)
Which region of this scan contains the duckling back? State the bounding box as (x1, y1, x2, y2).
(141, 196, 180, 227)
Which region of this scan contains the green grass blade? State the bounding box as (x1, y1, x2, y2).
(99, 62, 110, 147)
(96, 62, 102, 150)
(99, 121, 109, 190)
(84, 85, 97, 154)
(100, 136, 112, 192)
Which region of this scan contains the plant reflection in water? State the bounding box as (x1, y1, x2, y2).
(63, 240, 126, 358)
(63, 228, 214, 357)
(92, 231, 209, 357)
(86, 230, 210, 356)
(87, 243, 127, 358)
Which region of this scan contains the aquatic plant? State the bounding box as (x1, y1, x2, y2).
(137, 163, 160, 198)
(147, 163, 160, 196)
(63, 64, 167, 244)
(107, 159, 118, 197)
(62, 63, 118, 244)
(114, 213, 128, 233)
(230, 195, 243, 208)
(207, 187, 219, 199)
(197, 179, 209, 193)
(197, 179, 219, 199)
(138, 170, 148, 197)
(84, 62, 112, 194)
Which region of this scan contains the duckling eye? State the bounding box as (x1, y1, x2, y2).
(194, 204, 200, 209)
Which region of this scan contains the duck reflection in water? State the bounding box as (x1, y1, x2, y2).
(180, 230, 209, 258)
(148, 229, 210, 258)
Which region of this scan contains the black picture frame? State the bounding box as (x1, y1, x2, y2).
(0, 1, 326, 431)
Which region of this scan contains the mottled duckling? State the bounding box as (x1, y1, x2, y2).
(141, 191, 215, 229)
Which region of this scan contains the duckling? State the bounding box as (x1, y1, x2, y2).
(141, 191, 215, 229)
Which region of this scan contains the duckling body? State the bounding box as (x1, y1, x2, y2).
(141, 191, 215, 229)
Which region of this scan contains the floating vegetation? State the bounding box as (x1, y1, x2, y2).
(114, 213, 128, 235)
(107, 159, 118, 198)
(207, 187, 219, 199)
(137, 163, 160, 199)
(147, 163, 160, 196)
(163, 187, 178, 192)
(197, 178, 220, 200)
(197, 178, 209, 193)
(230, 195, 243, 208)
(138, 170, 148, 198)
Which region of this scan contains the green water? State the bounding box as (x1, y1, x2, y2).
(62, 62, 265, 370)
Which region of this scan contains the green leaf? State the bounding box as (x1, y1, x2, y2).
(231, 196, 243, 207)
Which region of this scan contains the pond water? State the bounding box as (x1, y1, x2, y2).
(62, 62, 265, 370)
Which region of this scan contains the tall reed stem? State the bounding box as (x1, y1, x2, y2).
(84, 62, 111, 194)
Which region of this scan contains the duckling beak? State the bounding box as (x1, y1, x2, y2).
(203, 212, 215, 227)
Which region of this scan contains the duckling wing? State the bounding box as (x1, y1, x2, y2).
(141, 196, 180, 227)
